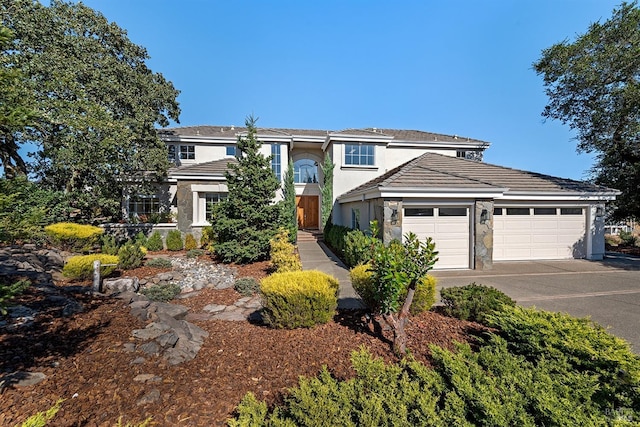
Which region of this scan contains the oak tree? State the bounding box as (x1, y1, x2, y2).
(1, 0, 180, 221)
(534, 2, 640, 219)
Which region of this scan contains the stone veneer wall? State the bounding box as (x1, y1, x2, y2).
(382, 200, 403, 244)
(474, 200, 494, 270)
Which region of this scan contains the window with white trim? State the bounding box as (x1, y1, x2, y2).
(205, 193, 225, 222)
(128, 195, 160, 218)
(271, 144, 281, 180)
(226, 145, 236, 156)
(167, 145, 176, 162)
(294, 159, 318, 183)
(351, 208, 360, 229)
(345, 144, 374, 166)
(179, 145, 195, 160)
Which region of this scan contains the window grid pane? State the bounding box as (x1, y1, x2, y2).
(179, 145, 195, 160)
(271, 144, 281, 180)
(226, 146, 235, 156)
(345, 144, 374, 166)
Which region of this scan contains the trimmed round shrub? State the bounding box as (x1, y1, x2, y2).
(260, 270, 339, 329)
(141, 283, 181, 302)
(165, 230, 184, 251)
(184, 233, 198, 251)
(440, 283, 515, 323)
(350, 264, 376, 309)
(100, 234, 119, 255)
(45, 222, 103, 252)
(63, 254, 119, 280)
(350, 264, 436, 314)
(146, 231, 164, 251)
(117, 243, 145, 270)
(404, 275, 437, 315)
(134, 231, 148, 247)
(145, 257, 173, 268)
(234, 277, 261, 296)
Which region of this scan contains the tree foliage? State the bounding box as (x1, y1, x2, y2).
(282, 159, 297, 243)
(212, 116, 282, 263)
(0, 0, 180, 221)
(371, 233, 438, 355)
(534, 1, 640, 219)
(319, 153, 334, 228)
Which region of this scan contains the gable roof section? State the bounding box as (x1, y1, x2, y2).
(338, 153, 618, 202)
(168, 158, 236, 180)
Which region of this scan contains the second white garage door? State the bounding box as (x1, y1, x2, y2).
(493, 207, 586, 261)
(402, 206, 470, 269)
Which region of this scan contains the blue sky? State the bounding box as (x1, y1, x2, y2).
(63, 0, 621, 180)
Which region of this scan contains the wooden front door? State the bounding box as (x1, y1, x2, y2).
(296, 195, 319, 229)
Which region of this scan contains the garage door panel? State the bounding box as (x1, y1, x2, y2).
(403, 207, 470, 269)
(494, 206, 585, 261)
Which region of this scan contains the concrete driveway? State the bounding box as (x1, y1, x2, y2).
(432, 253, 640, 353)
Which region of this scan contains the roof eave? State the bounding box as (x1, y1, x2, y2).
(499, 191, 620, 201)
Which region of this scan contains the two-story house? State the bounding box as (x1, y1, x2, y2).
(126, 125, 618, 270)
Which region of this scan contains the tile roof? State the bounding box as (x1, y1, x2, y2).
(158, 126, 487, 144)
(168, 158, 236, 177)
(340, 153, 616, 198)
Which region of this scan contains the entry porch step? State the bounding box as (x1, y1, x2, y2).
(297, 229, 323, 242)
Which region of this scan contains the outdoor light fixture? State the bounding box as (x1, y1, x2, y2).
(391, 208, 398, 224)
(480, 208, 489, 224)
(596, 206, 604, 217)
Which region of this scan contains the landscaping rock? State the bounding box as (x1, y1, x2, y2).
(102, 277, 140, 295)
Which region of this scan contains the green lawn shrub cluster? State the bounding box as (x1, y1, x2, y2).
(141, 282, 181, 302)
(145, 231, 164, 251)
(133, 231, 148, 247)
(343, 221, 380, 267)
(487, 305, 640, 414)
(117, 243, 145, 270)
(269, 228, 302, 273)
(145, 257, 172, 268)
(260, 270, 339, 329)
(350, 263, 436, 315)
(44, 222, 103, 252)
(165, 230, 183, 251)
(184, 233, 198, 250)
(323, 223, 352, 257)
(234, 277, 260, 296)
(440, 283, 515, 323)
(618, 229, 638, 246)
(232, 317, 640, 426)
(62, 254, 118, 280)
(100, 234, 119, 255)
(186, 248, 205, 258)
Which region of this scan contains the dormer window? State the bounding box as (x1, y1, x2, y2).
(179, 145, 195, 160)
(345, 144, 374, 166)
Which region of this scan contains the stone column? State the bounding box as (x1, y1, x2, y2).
(474, 200, 494, 270)
(382, 200, 403, 244)
(176, 181, 194, 233)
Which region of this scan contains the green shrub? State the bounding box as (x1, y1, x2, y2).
(234, 277, 261, 296)
(63, 254, 119, 280)
(344, 221, 381, 267)
(146, 231, 163, 251)
(440, 283, 515, 323)
(260, 270, 339, 329)
(186, 248, 205, 258)
(117, 243, 145, 270)
(350, 263, 377, 309)
(404, 275, 437, 315)
(165, 230, 183, 251)
(145, 257, 173, 268)
(44, 222, 103, 252)
(231, 342, 627, 426)
(487, 306, 640, 413)
(619, 229, 637, 246)
(323, 223, 352, 257)
(141, 282, 181, 302)
(350, 264, 436, 314)
(269, 228, 302, 273)
(134, 231, 148, 247)
(100, 234, 119, 255)
(0, 278, 30, 315)
(200, 225, 215, 252)
(184, 233, 198, 250)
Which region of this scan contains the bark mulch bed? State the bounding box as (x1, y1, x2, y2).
(0, 261, 488, 427)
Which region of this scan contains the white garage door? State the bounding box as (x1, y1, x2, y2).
(493, 207, 586, 261)
(402, 206, 470, 269)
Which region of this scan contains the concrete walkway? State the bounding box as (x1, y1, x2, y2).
(296, 236, 365, 310)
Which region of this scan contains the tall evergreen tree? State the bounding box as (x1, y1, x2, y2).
(320, 154, 334, 228)
(212, 116, 282, 263)
(282, 159, 297, 243)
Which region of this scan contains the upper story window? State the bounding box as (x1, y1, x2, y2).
(271, 144, 281, 180)
(345, 144, 374, 166)
(456, 150, 467, 158)
(167, 145, 176, 162)
(179, 145, 195, 160)
(294, 159, 318, 183)
(226, 146, 236, 156)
